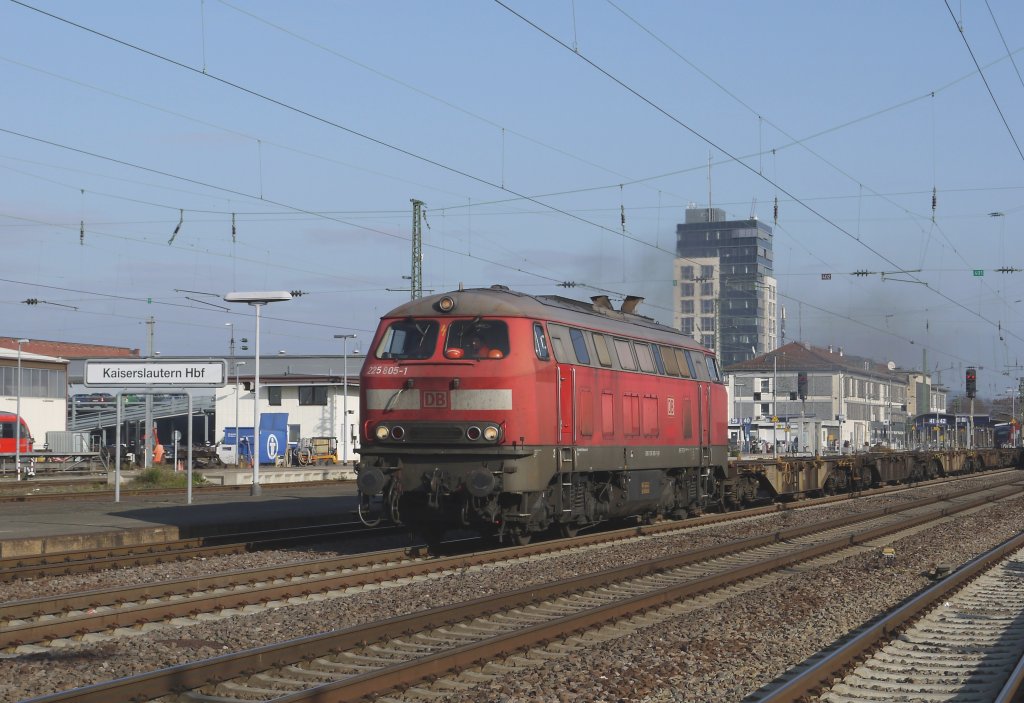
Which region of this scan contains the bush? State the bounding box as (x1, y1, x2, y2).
(131, 467, 206, 488)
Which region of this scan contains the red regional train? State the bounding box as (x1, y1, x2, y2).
(355, 285, 757, 544)
(0, 412, 32, 454)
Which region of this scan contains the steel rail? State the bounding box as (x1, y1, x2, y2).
(20, 484, 1023, 703)
(753, 530, 1024, 702)
(3, 482, 1019, 650)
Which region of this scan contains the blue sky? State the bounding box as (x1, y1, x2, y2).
(2, 1, 1024, 398)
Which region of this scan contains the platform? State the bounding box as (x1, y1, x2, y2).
(0, 482, 360, 559)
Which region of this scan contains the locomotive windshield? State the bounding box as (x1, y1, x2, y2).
(375, 319, 439, 360)
(445, 319, 510, 360)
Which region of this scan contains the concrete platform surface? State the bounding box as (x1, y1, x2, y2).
(0, 483, 360, 558)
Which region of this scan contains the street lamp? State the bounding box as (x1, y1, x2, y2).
(224, 291, 292, 495)
(334, 334, 356, 465)
(234, 361, 246, 465)
(15, 339, 28, 481)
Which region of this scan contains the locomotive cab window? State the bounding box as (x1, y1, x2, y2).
(445, 319, 510, 360)
(375, 319, 439, 360)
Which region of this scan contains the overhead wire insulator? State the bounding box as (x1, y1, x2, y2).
(289, 290, 306, 297)
(931, 187, 937, 223)
(231, 212, 236, 243)
(852, 269, 871, 277)
(22, 298, 39, 305)
(80, 220, 84, 246)
(773, 197, 778, 225)
(168, 209, 184, 245)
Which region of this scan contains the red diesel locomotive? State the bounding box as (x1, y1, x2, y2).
(355, 285, 755, 543)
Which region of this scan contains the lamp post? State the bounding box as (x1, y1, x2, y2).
(234, 361, 246, 465)
(15, 339, 28, 481)
(334, 334, 356, 465)
(224, 291, 292, 495)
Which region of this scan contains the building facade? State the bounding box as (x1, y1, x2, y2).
(724, 342, 916, 453)
(674, 206, 777, 366)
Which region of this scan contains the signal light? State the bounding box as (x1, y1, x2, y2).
(797, 372, 808, 400)
(966, 367, 977, 399)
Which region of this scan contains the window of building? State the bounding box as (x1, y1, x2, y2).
(701, 335, 714, 348)
(288, 424, 300, 443)
(701, 264, 714, 279)
(701, 317, 715, 332)
(267, 386, 282, 406)
(700, 282, 714, 296)
(680, 266, 694, 280)
(701, 299, 715, 314)
(680, 300, 694, 314)
(298, 386, 328, 406)
(680, 318, 694, 335)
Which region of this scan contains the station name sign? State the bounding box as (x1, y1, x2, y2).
(85, 359, 227, 387)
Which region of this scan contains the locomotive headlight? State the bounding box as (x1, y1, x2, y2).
(390, 426, 405, 440)
(483, 425, 500, 442)
(375, 425, 390, 441)
(437, 296, 456, 313)
(466, 426, 482, 441)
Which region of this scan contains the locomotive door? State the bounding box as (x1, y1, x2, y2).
(697, 381, 711, 466)
(556, 365, 575, 446)
(555, 365, 576, 517)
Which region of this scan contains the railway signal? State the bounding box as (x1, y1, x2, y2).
(966, 367, 977, 399)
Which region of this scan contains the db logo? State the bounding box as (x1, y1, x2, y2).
(423, 391, 449, 408)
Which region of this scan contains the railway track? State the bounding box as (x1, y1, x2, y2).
(18, 479, 1024, 702)
(751, 534, 1024, 703)
(4, 472, 1022, 651)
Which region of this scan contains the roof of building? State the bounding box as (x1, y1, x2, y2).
(724, 341, 907, 379)
(0, 338, 139, 360)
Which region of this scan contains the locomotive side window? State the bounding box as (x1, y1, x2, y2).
(658, 345, 680, 376)
(650, 345, 667, 375)
(687, 351, 711, 381)
(445, 320, 510, 360)
(635, 343, 656, 374)
(593, 334, 613, 367)
(569, 328, 591, 365)
(673, 348, 693, 378)
(533, 322, 550, 361)
(376, 320, 439, 360)
(546, 325, 571, 362)
(613, 338, 637, 371)
(705, 356, 722, 382)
